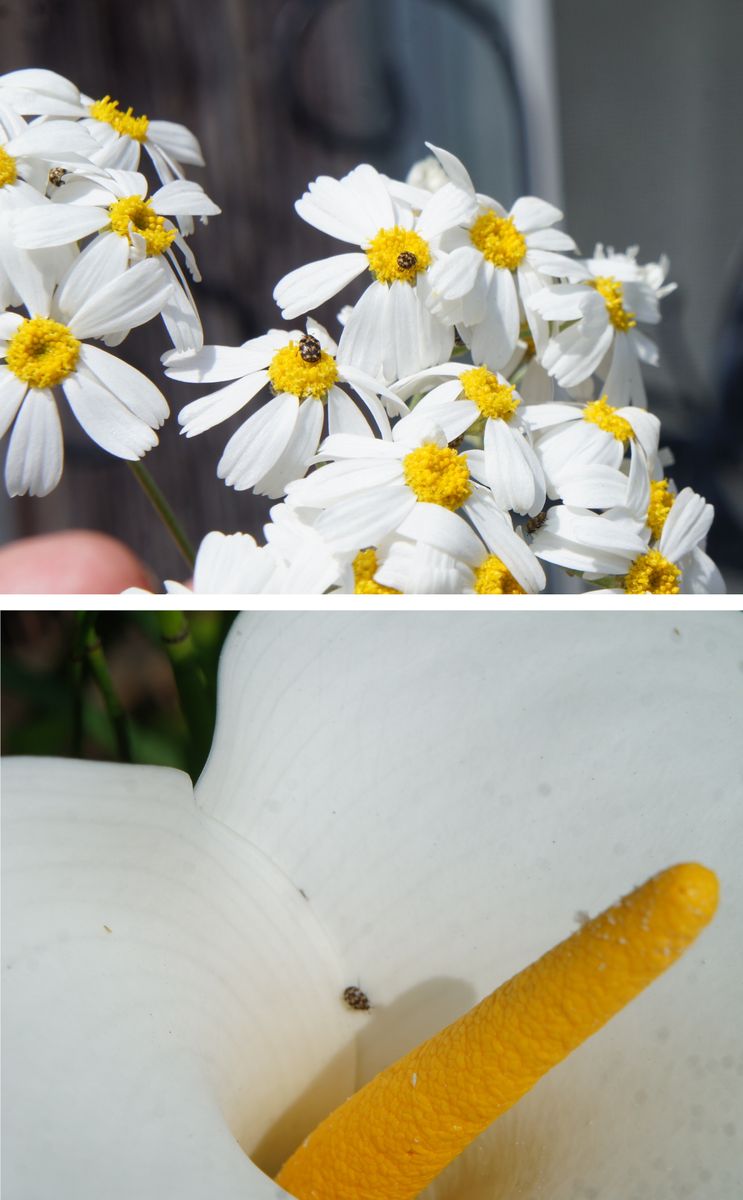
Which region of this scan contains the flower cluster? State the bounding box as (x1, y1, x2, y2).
(1, 70, 722, 593)
(0, 68, 218, 497)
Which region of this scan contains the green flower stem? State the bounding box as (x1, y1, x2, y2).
(128, 461, 196, 570)
(69, 612, 92, 757)
(156, 611, 215, 779)
(82, 619, 132, 763)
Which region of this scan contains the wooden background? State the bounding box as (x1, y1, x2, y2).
(0, 0, 526, 580)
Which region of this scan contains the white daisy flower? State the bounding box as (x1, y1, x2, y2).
(0, 256, 171, 496)
(422, 143, 579, 368)
(0, 70, 204, 189)
(395, 360, 545, 515)
(133, 507, 342, 595)
(285, 418, 506, 554)
(530, 488, 723, 593)
(589, 243, 677, 301)
(522, 395, 660, 500)
(273, 162, 476, 381)
(11, 167, 219, 352)
(375, 502, 546, 594)
(527, 247, 666, 407)
(163, 319, 405, 499)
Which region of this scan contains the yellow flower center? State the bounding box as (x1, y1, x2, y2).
(582, 397, 633, 442)
(473, 555, 526, 594)
(365, 227, 431, 285)
(623, 549, 681, 594)
(402, 443, 471, 510)
(590, 275, 637, 332)
(469, 211, 526, 270)
(108, 195, 176, 256)
(268, 340, 339, 399)
(6, 316, 81, 390)
(89, 95, 149, 141)
(352, 549, 400, 594)
(0, 145, 18, 188)
(646, 479, 675, 541)
(460, 366, 520, 422)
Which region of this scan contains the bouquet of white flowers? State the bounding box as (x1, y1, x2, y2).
(0, 69, 724, 594)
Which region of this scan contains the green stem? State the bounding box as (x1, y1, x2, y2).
(69, 611, 94, 757)
(83, 619, 133, 763)
(128, 461, 195, 570)
(156, 611, 215, 780)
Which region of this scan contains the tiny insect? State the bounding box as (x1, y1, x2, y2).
(343, 985, 371, 1010)
(526, 511, 547, 534)
(48, 166, 66, 187)
(298, 334, 322, 363)
(396, 250, 417, 271)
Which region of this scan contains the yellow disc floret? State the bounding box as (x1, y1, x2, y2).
(646, 479, 675, 540)
(402, 443, 471, 509)
(353, 549, 400, 595)
(89, 95, 149, 141)
(582, 396, 633, 442)
(469, 211, 526, 270)
(268, 340, 339, 399)
(623, 549, 681, 594)
(590, 275, 637, 332)
(0, 146, 18, 189)
(460, 367, 520, 422)
(473, 555, 526, 594)
(108, 195, 176, 256)
(365, 227, 431, 285)
(6, 316, 80, 390)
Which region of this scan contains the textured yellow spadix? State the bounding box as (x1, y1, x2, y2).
(276, 863, 718, 1200)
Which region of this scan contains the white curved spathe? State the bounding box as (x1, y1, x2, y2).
(3, 612, 743, 1200)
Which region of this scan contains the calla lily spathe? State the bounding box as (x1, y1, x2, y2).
(3, 613, 742, 1200)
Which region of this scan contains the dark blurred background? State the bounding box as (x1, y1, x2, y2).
(1, 0, 741, 586)
(1, 611, 236, 779)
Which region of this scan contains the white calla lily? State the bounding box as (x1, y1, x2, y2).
(3, 613, 742, 1200)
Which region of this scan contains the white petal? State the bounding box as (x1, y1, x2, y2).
(151, 180, 220, 217)
(336, 281, 388, 379)
(469, 267, 519, 368)
(63, 367, 159, 460)
(67, 258, 173, 340)
(147, 120, 204, 166)
(397, 502, 484, 560)
(78, 344, 168, 427)
(383, 280, 424, 381)
(510, 195, 564, 232)
(428, 245, 482, 302)
(11, 201, 106, 249)
(483, 419, 545, 515)
(286, 458, 401, 508)
(4, 388, 63, 496)
(218, 393, 299, 491)
(424, 143, 475, 194)
(327, 386, 371, 438)
(315, 484, 415, 552)
(0, 368, 27, 436)
(2, 757, 350, 1199)
(160, 266, 203, 353)
(257, 397, 325, 498)
(274, 254, 367, 321)
(178, 371, 270, 437)
(54, 233, 129, 318)
(415, 182, 477, 241)
(659, 488, 714, 564)
(164, 336, 281, 383)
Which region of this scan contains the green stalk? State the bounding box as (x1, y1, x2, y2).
(156, 611, 215, 779)
(69, 612, 93, 757)
(83, 619, 132, 763)
(128, 461, 195, 570)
